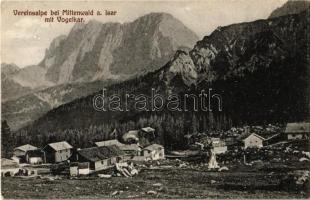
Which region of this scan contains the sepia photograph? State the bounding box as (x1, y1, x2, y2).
(1, 0, 309, 199)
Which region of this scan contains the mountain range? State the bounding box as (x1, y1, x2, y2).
(16, 6, 310, 148)
(1, 13, 198, 130)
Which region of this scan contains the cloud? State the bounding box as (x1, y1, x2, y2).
(4, 17, 49, 40)
(2, 45, 45, 67)
(5, 30, 33, 39)
(15, 17, 50, 30)
(14, 18, 42, 28)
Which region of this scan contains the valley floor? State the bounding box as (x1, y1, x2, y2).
(1, 168, 309, 199)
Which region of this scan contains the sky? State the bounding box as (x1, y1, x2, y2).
(1, 0, 286, 68)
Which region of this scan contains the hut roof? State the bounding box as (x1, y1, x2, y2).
(14, 144, 37, 152)
(285, 122, 310, 133)
(120, 144, 141, 152)
(243, 133, 265, 141)
(46, 141, 73, 151)
(141, 127, 155, 133)
(144, 144, 164, 151)
(95, 139, 125, 147)
(77, 145, 124, 162)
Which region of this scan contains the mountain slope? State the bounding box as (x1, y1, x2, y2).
(1, 63, 53, 101)
(2, 80, 116, 131)
(19, 10, 309, 148)
(1, 63, 20, 79)
(10, 65, 54, 89)
(269, 0, 310, 18)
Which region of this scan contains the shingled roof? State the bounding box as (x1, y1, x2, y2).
(14, 144, 37, 152)
(108, 145, 125, 156)
(285, 122, 310, 133)
(77, 145, 124, 162)
(46, 141, 73, 151)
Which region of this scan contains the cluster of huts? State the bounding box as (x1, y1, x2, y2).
(11, 142, 73, 165)
(191, 122, 310, 155)
(2, 123, 309, 176)
(242, 122, 310, 149)
(4, 127, 165, 176)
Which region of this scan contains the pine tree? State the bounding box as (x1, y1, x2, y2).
(1, 120, 13, 157)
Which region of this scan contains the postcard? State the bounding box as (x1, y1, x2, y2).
(1, 0, 309, 199)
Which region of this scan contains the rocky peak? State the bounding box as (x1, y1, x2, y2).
(133, 12, 170, 22)
(131, 12, 198, 49)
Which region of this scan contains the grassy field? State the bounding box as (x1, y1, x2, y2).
(1, 168, 309, 199)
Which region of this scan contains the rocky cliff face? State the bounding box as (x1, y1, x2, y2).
(23, 9, 309, 140)
(2, 12, 198, 130)
(40, 13, 198, 84)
